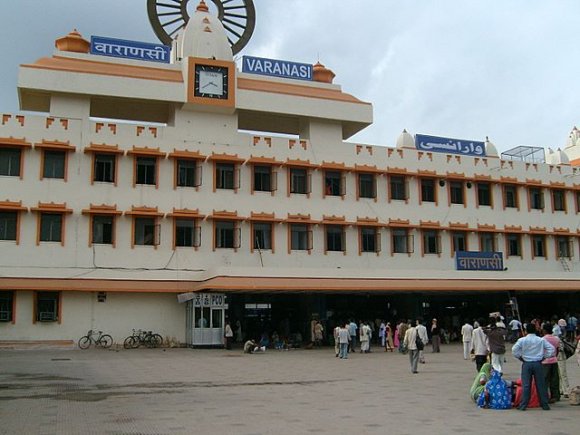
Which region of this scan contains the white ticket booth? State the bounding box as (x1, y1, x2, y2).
(182, 293, 227, 347)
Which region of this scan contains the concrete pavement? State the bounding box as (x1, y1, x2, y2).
(0, 343, 578, 435)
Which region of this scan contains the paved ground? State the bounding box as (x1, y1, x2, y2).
(0, 343, 578, 435)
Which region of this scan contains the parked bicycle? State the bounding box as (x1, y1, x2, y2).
(78, 330, 113, 349)
(123, 329, 163, 349)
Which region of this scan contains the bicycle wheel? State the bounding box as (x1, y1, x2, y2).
(78, 336, 91, 349)
(123, 336, 136, 349)
(151, 334, 163, 348)
(99, 334, 113, 349)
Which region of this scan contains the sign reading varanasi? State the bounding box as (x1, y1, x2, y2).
(455, 251, 504, 271)
(242, 56, 313, 81)
(90, 36, 170, 64)
(415, 134, 486, 157)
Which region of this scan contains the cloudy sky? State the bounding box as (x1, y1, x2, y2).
(1, 0, 578, 153)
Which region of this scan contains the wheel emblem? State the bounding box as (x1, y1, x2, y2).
(147, 0, 256, 55)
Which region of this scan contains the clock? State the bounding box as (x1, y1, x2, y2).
(194, 65, 228, 99)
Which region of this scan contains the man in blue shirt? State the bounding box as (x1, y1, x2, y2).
(512, 323, 555, 410)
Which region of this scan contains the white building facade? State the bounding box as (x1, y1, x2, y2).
(1, 4, 579, 347)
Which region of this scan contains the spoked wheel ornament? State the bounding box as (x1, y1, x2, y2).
(147, 0, 256, 55)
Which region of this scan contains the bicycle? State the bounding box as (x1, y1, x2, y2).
(78, 330, 113, 349)
(123, 329, 163, 349)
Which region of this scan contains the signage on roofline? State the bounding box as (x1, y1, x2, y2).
(90, 36, 170, 64)
(242, 55, 313, 81)
(415, 134, 486, 157)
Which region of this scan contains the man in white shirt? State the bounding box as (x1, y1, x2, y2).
(415, 319, 429, 364)
(403, 325, 420, 374)
(471, 318, 489, 372)
(508, 318, 522, 342)
(461, 321, 474, 360)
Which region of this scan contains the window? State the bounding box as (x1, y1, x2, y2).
(290, 224, 311, 251)
(43, 150, 66, 179)
(253, 165, 275, 192)
(324, 171, 343, 196)
(507, 233, 521, 257)
(392, 228, 413, 254)
(477, 182, 491, 206)
(556, 236, 572, 258)
(450, 181, 464, 205)
(36, 291, 59, 322)
(0, 212, 17, 241)
(253, 223, 272, 250)
(529, 187, 544, 210)
(358, 173, 376, 199)
(503, 184, 518, 208)
(93, 153, 116, 183)
(420, 178, 435, 203)
(136, 156, 157, 185)
(177, 159, 201, 188)
(0, 291, 14, 322)
(532, 235, 546, 258)
(451, 232, 467, 253)
(215, 221, 238, 249)
(552, 189, 566, 212)
(175, 219, 201, 247)
(40, 213, 63, 243)
(134, 217, 157, 246)
(576, 191, 580, 213)
(290, 168, 309, 194)
(216, 163, 235, 190)
(0, 148, 21, 177)
(423, 230, 440, 254)
(360, 227, 380, 253)
(479, 232, 496, 252)
(390, 175, 407, 200)
(215, 221, 239, 248)
(92, 215, 113, 245)
(326, 225, 345, 252)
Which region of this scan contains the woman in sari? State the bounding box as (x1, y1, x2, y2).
(385, 322, 395, 351)
(470, 362, 491, 402)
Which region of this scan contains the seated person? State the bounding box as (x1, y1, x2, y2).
(477, 369, 512, 409)
(243, 339, 257, 354)
(271, 331, 283, 350)
(259, 333, 270, 349)
(470, 362, 491, 402)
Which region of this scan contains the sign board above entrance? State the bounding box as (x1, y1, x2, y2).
(415, 134, 486, 157)
(242, 56, 313, 81)
(178, 292, 226, 307)
(90, 36, 170, 64)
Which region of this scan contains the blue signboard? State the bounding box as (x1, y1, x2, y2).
(242, 56, 312, 81)
(455, 251, 504, 271)
(90, 36, 170, 64)
(415, 134, 486, 157)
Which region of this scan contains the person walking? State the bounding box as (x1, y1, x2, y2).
(416, 319, 429, 364)
(224, 320, 234, 350)
(461, 320, 474, 360)
(556, 319, 570, 397)
(398, 320, 409, 353)
(485, 317, 507, 373)
(360, 321, 371, 353)
(379, 321, 386, 348)
(338, 323, 351, 359)
(403, 324, 420, 374)
(348, 319, 358, 353)
(541, 323, 561, 403)
(471, 318, 489, 372)
(512, 322, 555, 410)
(431, 318, 441, 353)
(333, 324, 341, 357)
(385, 322, 395, 352)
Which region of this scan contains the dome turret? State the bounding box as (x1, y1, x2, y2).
(396, 129, 415, 149)
(485, 136, 498, 157)
(178, 0, 232, 61)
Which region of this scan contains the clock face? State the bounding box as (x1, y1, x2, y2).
(195, 65, 228, 99)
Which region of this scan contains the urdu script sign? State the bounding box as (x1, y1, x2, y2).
(415, 134, 486, 157)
